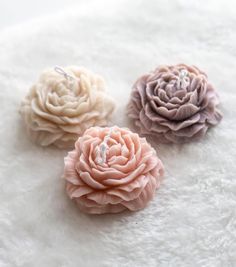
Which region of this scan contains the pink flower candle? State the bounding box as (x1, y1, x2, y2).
(63, 126, 164, 214)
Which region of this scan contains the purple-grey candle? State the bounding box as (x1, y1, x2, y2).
(127, 64, 222, 143)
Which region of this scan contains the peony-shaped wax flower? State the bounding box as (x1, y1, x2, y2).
(63, 126, 164, 214)
(20, 66, 115, 148)
(127, 64, 222, 143)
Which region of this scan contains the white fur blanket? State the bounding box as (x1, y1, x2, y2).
(0, 0, 236, 266)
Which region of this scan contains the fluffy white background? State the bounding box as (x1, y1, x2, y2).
(0, 0, 236, 266)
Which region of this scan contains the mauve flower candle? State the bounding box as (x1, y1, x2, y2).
(63, 126, 164, 214)
(128, 64, 222, 143)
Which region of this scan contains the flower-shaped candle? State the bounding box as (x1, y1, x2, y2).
(128, 64, 222, 143)
(63, 126, 164, 214)
(20, 66, 115, 148)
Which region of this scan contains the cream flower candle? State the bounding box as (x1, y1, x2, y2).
(20, 66, 115, 148)
(63, 126, 164, 214)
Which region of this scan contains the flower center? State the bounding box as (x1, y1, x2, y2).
(96, 128, 113, 164)
(54, 66, 81, 99)
(176, 69, 190, 90)
(55, 65, 77, 87)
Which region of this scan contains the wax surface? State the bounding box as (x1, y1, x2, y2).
(20, 66, 115, 148)
(128, 64, 222, 143)
(63, 126, 164, 214)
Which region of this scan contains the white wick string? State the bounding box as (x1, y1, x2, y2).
(96, 128, 113, 164)
(176, 69, 189, 90)
(54, 66, 76, 81)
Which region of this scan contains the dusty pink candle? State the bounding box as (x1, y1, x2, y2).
(128, 64, 222, 143)
(63, 126, 164, 214)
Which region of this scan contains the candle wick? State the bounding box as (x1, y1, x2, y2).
(176, 69, 189, 90)
(96, 128, 113, 164)
(54, 66, 76, 81)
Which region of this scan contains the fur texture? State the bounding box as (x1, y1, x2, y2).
(0, 0, 236, 266)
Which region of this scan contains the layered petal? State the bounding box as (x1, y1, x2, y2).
(127, 64, 222, 143)
(63, 126, 164, 214)
(20, 66, 115, 148)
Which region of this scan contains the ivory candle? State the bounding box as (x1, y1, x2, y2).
(20, 66, 115, 148)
